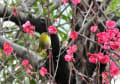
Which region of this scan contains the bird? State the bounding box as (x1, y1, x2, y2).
(39, 32, 51, 56)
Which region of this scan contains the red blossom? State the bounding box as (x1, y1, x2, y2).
(89, 52, 110, 64)
(22, 59, 29, 66)
(25, 68, 31, 73)
(70, 31, 78, 40)
(3, 42, 13, 55)
(110, 41, 120, 50)
(69, 45, 77, 53)
(102, 72, 109, 84)
(22, 60, 33, 73)
(65, 44, 77, 62)
(39, 67, 47, 76)
(117, 32, 120, 37)
(62, 0, 68, 4)
(48, 25, 57, 34)
(103, 42, 110, 49)
(96, 26, 120, 51)
(47, 55, 50, 59)
(72, 0, 80, 4)
(96, 32, 107, 44)
(89, 53, 98, 64)
(98, 54, 110, 64)
(106, 29, 116, 40)
(90, 25, 98, 32)
(114, 28, 119, 33)
(22, 21, 35, 37)
(81, 77, 85, 81)
(67, 49, 72, 55)
(13, 6, 17, 15)
(64, 54, 73, 62)
(110, 62, 119, 78)
(28, 64, 33, 69)
(106, 20, 116, 29)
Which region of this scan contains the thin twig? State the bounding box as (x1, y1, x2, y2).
(79, 2, 93, 33)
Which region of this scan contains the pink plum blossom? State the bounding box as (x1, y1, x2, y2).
(69, 45, 77, 53)
(90, 26, 98, 32)
(110, 62, 119, 78)
(48, 25, 57, 34)
(23, 21, 35, 37)
(64, 54, 73, 62)
(70, 31, 78, 40)
(39, 67, 47, 76)
(110, 41, 120, 50)
(62, 0, 68, 4)
(72, 0, 80, 4)
(4, 42, 13, 55)
(22, 59, 29, 66)
(106, 20, 116, 29)
(13, 6, 17, 15)
(89, 53, 98, 64)
(26, 68, 31, 73)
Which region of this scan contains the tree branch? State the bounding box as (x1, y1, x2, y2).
(0, 36, 41, 68)
(0, 3, 47, 33)
(25, 0, 38, 7)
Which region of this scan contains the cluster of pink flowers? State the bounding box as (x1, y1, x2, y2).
(69, 31, 78, 40)
(102, 62, 119, 84)
(110, 62, 119, 78)
(48, 25, 57, 34)
(22, 21, 35, 37)
(64, 45, 77, 62)
(96, 20, 120, 50)
(39, 67, 47, 76)
(102, 72, 109, 84)
(13, 6, 17, 16)
(22, 59, 33, 73)
(62, 0, 80, 4)
(89, 20, 120, 82)
(22, 60, 47, 76)
(88, 52, 110, 64)
(4, 42, 13, 55)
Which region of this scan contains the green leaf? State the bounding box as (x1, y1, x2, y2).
(49, 3, 53, 7)
(69, 10, 72, 16)
(30, 79, 36, 84)
(61, 14, 68, 21)
(4, 1, 8, 5)
(58, 29, 68, 41)
(41, 53, 47, 58)
(7, 57, 15, 66)
(33, 2, 38, 7)
(3, 69, 6, 79)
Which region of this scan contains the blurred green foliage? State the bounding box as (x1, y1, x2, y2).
(106, 0, 120, 17)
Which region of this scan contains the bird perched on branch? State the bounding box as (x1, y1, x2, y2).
(39, 32, 51, 56)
